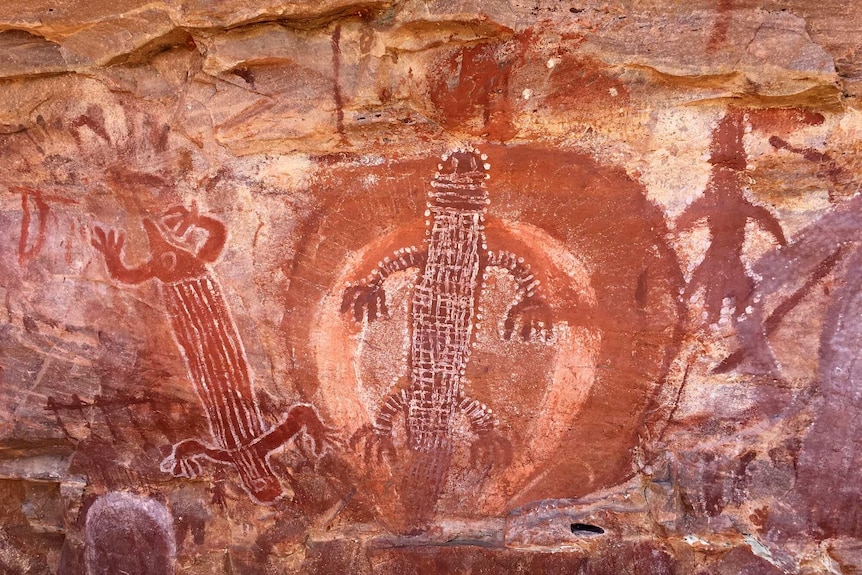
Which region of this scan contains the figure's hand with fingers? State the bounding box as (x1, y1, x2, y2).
(470, 431, 512, 469)
(91, 226, 125, 261)
(350, 424, 397, 465)
(341, 281, 388, 322)
(503, 298, 553, 341)
(162, 201, 200, 237)
(91, 226, 131, 279)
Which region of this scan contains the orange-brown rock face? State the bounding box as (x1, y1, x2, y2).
(1, 1, 861, 573)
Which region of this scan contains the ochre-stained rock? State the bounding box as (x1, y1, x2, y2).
(1, 0, 862, 573)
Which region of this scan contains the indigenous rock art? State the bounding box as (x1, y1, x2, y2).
(343, 147, 549, 528)
(92, 205, 336, 504)
(284, 144, 684, 529)
(14, 186, 77, 267)
(16, 186, 49, 266)
(45, 392, 150, 443)
(4, 2, 856, 569)
(769, 135, 847, 203)
(719, 192, 862, 534)
(84, 492, 176, 575)
(676, 108, 788, 331)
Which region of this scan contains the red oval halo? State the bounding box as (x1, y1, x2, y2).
(281, 144, 685, 515)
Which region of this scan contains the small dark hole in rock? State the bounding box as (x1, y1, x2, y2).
(571, 523, 604, 534)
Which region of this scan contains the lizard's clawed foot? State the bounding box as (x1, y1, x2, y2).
(160, 438, 213, 478)
(341, 283, 388, 322)
(503, 298, 553, 341)
(350, 424, 397, 465)
(470, 431, 512, 469)
(299, 416, 343, 458)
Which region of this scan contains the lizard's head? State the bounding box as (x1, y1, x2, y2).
(429, 146, 490, 211)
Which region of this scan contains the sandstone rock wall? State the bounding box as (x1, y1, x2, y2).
(1, 1, 861, 573)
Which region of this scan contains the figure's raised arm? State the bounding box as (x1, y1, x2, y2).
(673, 193, 713, 233)
(91, 226, 156, 284)
(342, 246, 427, 323)
(744, 201, 787, 246)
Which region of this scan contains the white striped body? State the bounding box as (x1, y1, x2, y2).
(163, 275, 279, 499)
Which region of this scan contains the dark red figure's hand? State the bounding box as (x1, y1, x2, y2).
(91, 226, 125, 262)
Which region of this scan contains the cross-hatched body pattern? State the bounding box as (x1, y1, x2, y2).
(344, 147, 552, 527)
(409, 208, 482, 445)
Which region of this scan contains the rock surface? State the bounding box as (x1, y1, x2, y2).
(0, 0, 861, 573)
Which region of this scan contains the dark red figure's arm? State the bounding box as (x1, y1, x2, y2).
(674, 193, 714, 233)
(91, 227, 157, 284)
(743, 201, 787, 246)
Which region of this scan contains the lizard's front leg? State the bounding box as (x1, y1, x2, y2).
(350, 389, 408, 464)
(486, 250, 553, 341)
(160, 438, 233, 479)
(253, 404, 341, 460)
(459, 394, 512, 468)
(342, 246, 427, 322)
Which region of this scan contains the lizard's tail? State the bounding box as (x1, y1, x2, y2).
(400, 438, 452, 532)
(231, 448, 283, 505)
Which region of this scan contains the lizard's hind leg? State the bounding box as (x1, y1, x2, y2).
(459, 395, 512, 468)
(350, 389, 408, 464)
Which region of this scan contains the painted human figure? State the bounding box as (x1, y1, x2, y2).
(715, 128, 849, 374)
(92, 204, 335, 504)
(675, 108, 788, 331)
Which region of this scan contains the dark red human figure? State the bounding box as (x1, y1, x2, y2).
(690, 115, 862, 534)
(715, 132, 850, 374)
(92, 204, 336, 504)
(676, 108, 788, 330)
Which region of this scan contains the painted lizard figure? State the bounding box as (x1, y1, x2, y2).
(92, 204, 336, 505)
(343, 147, 552, 528)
